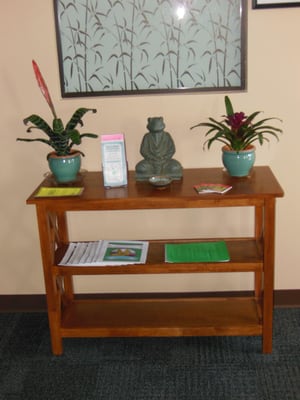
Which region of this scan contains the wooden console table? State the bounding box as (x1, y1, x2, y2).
(27, 167, 284, 355)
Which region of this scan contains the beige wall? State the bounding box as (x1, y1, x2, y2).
(1, 1, 298, 294)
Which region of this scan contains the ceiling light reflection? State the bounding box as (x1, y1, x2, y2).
(176, 5, 186, 20)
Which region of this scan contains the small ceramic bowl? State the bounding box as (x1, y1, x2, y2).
(149, 175, 172, 189)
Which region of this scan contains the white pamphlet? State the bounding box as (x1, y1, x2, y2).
(101, 133, 128, 187)
(59, 240, 149, 266)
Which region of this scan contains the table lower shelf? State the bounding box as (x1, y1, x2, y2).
(60, 296, 262, 338)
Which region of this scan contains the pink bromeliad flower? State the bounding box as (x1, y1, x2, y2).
(191, 96, 282, 151)
(225, 112, 248, 131)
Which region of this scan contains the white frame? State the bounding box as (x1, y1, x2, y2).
(253, 0, 300, 8)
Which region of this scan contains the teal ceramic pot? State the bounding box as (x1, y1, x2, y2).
(222, 146, 255, 177)
(47, 151, 81, 183)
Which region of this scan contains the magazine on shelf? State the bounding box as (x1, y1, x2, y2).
(59, 240, 149, 266)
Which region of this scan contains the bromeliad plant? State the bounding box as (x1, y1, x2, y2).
(17, 60, 98, 157)
(191, 96, 282, 151)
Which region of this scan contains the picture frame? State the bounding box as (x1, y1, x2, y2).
(253, 0, 300, 8)
(54, 0, 247, 97)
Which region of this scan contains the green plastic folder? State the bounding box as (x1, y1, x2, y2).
(165, 241, 230, 263)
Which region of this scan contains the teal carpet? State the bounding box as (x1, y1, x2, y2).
(0, 308, 299, 399)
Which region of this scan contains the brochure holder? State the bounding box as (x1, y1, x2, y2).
(101, 133, 128, 188)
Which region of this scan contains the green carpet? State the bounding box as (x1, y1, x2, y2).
(0, 308, 299, 399)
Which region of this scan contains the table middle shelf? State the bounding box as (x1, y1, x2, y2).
(54, 238, 263, 275)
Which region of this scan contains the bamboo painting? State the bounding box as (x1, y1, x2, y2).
(54, 0, 246, 96)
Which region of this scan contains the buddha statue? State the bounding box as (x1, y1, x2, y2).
(135, 117, 183, 181)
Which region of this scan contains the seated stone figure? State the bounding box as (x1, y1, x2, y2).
(135, 117, 183, 180)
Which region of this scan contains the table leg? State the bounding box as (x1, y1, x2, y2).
(262, 198, 276, 354)
(254, 205, 263, 302)
(56, 211, 74, 304)
(36, 206, 63, 355)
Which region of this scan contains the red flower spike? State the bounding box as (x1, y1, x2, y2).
(32, 60, 57, 119)
(225, 112, 248, 131)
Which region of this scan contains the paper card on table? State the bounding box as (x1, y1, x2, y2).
(194, 183, 232, 194)
(35, 187, 84, 197)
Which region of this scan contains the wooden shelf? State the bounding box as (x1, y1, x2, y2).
(61, 296, 262, 338)
(55, 238, 263, 275)
(26, 168, 284, 354)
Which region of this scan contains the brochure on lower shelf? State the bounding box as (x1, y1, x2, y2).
(165, 241, 230, 263)
(59, 240, 149, 266)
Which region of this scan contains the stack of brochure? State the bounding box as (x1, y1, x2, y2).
(59, 240, 148, 266)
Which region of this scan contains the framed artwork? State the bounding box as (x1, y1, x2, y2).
(54, 0, 247, 97)
(253, 0, 300, 7)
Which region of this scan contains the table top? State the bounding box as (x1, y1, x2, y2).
(27, 167, 284, 210)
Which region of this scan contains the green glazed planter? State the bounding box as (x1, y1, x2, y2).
(222, 146, 255, 177)
(47, 151, 81, 183)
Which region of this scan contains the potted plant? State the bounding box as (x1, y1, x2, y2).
(191, 96, 282, 177)
(17, 60, 98, 183)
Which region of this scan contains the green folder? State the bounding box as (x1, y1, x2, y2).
(165, 241, 230, 263)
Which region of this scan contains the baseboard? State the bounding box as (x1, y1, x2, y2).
(0, 290, 299, 312)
